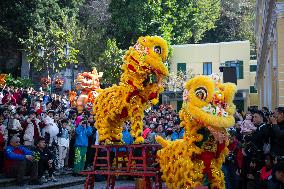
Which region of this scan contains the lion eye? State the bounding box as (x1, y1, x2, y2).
(195, 87, 207, 100)
(154, 46, 161, 54)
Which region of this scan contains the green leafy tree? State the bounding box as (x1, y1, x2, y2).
(108, 0, 221, 48)
(0, 0, 84, 47)
(76, 0, 111, 68)
(20, 17, 80, 72)
(5, 74, 33, 88)
(97, 39, 126, 86)
(201, 0, 256, 46)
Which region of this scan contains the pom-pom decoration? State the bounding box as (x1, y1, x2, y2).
(93, 36, 169, 144)
(0, 74, 7, 87)
(156, 74, 237, 189)
(69, 91, 77, 107)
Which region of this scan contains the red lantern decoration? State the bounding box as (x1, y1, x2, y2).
(40, 77, 51, 89)
(54, 78, 64, 89)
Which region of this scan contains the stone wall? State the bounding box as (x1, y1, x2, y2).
(0, 47, 21, 77)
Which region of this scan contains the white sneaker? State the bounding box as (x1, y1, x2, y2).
(40, 176, 48, 183)
(48, 175, 58, 182)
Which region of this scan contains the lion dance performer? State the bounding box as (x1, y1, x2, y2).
(93, 36, 169, 144)
(156, 75, 237, 189)
(75, 68, 103, 113)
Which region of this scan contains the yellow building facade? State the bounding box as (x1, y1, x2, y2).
(255, 0, 284, 110)
(166, 41, 258, 111)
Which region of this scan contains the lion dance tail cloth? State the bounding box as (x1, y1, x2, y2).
(156, 75, 237, 189)
(93, 36, 169, 144)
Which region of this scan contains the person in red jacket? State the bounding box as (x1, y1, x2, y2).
(259, 154, 273, 189)
(2, 91, 16, 105)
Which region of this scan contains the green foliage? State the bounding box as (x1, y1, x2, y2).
(76, 0, 111, 69)
(20, 17, 80, 72)
(201, 0, 256, 46)
(108, 0, 221, 48)
(0, 0, 84, 47)
(97, 39, 126, 85)
(5, 74, 33, 88)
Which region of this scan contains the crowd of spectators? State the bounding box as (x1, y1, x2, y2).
(1, 85, 284, 189)
(222, 107, 284, 189)
(0, 86, 94, 185)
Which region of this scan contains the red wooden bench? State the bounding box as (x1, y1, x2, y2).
(81, 144, 162, 189)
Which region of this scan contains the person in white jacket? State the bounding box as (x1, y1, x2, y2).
(23, 111, 41, 146)
(57, 119, 70, 171)
(42, 116, 59, 146)
(23, 118, 34, 146)
(42, 115, 59, 169)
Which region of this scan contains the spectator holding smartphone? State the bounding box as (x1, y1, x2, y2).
(270, 107, 284, 159)
(73, 119, 92, 176)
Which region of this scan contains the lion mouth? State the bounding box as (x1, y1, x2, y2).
(201, 103, 229, 117)
(143, 73, 163, 87)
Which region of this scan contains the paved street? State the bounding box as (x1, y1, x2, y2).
(64, 180, 136, 189)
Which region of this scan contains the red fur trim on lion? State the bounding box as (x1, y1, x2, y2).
(148, 92, 157, 100)
(216, 142, 226, 157)
(119, 107, 128, 119)
(198, 152, 215, 180)
(127, 64, 136, 72)
(130, 56, 140, 64)
(126, 90, 146, 104)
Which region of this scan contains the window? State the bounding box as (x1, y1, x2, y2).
(250, 65, 257, 72)
(225, 60, 244, 79)
(250, 86, 258, 93)
(177, 63, 186, 73)
(203, 62, 212, 75)
(177, 100, 183, 112)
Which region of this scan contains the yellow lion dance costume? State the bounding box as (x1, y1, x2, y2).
(75, 68, 103, 113)
(93, 36, 169, 144)
(156, 75, 236, 189)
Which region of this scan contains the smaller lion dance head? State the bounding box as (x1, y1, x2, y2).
(75, 68, 103, 92)
(75, 68, 103, 113)
(181, 74, 237, 132)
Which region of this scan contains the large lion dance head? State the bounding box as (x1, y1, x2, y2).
(120, 36, 169, 92)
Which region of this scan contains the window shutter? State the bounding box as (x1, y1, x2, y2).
(203, 62, 212, 75)
(203, 63, 207, 75)
(239, 61, 244, 79)
(208, 63, 212, 75)
(250, 65, 257, 72)
(177, 63, 186, 73)
(250, 86, 257, 93)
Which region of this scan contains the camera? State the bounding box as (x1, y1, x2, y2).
(227, 152, 235, 162)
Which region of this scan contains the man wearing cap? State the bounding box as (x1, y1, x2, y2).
(4, 136, 41, 185)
